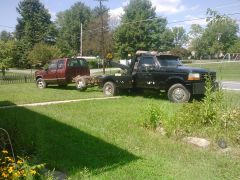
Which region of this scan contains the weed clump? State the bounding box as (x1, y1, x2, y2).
(143, 76, 240, 145)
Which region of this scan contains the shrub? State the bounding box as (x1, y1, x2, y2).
(171, 78, 223, 136)
(27, 42, 63, 66)
(221, 107, 240, 144)
(143, 103, 168, 130)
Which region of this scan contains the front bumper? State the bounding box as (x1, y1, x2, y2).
(192, 81, 219, 95)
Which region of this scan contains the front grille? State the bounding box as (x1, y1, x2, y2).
(200, 72, 216, 81)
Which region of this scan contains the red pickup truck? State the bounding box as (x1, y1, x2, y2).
(35, 58, 90, 88)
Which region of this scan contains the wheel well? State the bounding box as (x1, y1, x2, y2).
(36, 76, 42, 81)
(103, 78, 115, 86)
(166, 79, 185, 91)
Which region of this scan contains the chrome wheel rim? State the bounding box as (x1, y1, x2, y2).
(172, 88, 186, 101)
(38, 81, 44, 88)
(105, 85, 113, 96)
(77, 80, 84, 89)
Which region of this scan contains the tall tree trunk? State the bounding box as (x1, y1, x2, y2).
(2, 68, 5, 78)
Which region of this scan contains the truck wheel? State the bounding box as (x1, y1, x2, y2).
(76, 77, 87, 91)
(168, 83, 190, 103)
(103, 81, 116, 96)
(36, 78, 47, 89)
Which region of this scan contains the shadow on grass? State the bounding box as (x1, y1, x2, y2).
(0, 101, 138, 176)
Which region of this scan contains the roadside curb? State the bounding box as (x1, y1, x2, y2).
(0, 97, 121, 109)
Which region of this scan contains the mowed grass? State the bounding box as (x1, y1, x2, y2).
(0, 83, 103, 106)
(1, 84, 240, 179)
(188, 61, 240, 81)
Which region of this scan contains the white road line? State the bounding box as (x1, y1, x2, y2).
(0, 97, 121, 109)
(222, 81, 240, 84)
(222, 88, 240, 91)
(191, 61, 240, 65)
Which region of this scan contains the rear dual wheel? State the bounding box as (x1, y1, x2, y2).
(76, 77, 87, 91)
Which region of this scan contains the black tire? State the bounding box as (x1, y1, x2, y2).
(36, 78, 47, 89)
(76, 77, 87, 91)
(103, 81, 117, 96)
(167, 83, 191, 103)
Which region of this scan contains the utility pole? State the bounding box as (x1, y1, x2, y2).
(95, 0, 108, 74)
(80, 23, 83, 56)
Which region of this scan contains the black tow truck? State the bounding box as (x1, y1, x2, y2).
(74, 51, 217, 103)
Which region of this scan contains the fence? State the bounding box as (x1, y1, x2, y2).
(0, 73, 35, 85)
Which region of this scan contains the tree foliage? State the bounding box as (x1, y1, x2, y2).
(55, 2, 91, 57)
(189, 9, 239, 59)
(188, 24, 205, 59)
(14, 0, 55, 67)
(0, 41, 15, 76)
(114, 0, 167, 58)
(228, 40, 240, 53)
(27, 42, 62, 66)
(204, 9, 239, 56)
(83, 6, 113, 57)
(0, 31, 13, 42)
(172, 27, 188, 48)
(16, 0, 53, 46)
(159, 28, 174, 51)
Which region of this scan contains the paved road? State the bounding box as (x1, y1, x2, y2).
(221, 81, 240, 91)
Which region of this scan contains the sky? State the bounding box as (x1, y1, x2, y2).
(0, 0, 240, 32)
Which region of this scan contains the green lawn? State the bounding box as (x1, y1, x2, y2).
(0, 83, 103, 106)
(0, 84, 240, 179)
(188, 61, 240, 81)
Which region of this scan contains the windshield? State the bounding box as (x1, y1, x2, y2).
(157, 56, 182, 67)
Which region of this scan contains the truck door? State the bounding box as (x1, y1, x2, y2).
(134, 56, 157, 88)
(44, 60, 58, 84)
(56, 59, 66, 84)
(66, 59, 79, 82)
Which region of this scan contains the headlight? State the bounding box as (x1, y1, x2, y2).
(188, 73, 200, 81)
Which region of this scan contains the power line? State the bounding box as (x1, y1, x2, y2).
(0, 25, 15, 29)
(1, 11, 239, 37)
(81, 12, 240, 34)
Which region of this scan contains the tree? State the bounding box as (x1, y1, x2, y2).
(83, 6, 112, 56)
(188, 24, 205, 59)
(15, 0, 55, 67)
(228, 40, 240, 53)
(172, 26, 188, 48)
(0, 41, 15, 76)
(55, 2, 91, 56)
(16, 0, 53, 46)
(159, 28, 174, 51)
(0, 31, 13, 42)
(27, 42, 62, 66)
(189, 24, 204, 39)
(170, 47, 190, 59)
(114, 0, 167, 58)
(203, 9, 239, 57)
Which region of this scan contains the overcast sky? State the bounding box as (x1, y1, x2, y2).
(0, 0, 240, 32)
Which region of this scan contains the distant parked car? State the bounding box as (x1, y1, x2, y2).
(35, 58, 90, 88)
